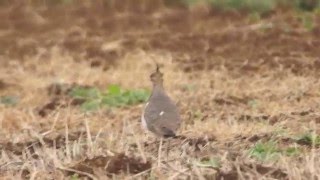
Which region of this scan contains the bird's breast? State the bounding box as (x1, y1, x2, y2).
(141, 114, 148, 130)
(141, 102, 149, 130)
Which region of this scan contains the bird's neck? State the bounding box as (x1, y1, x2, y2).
(152, 83, 165, 95)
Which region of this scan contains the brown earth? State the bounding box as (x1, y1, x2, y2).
(0, 1, 320, 179)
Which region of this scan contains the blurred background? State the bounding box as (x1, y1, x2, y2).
(0, 0, 319, 72)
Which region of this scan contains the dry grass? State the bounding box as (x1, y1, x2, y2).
(1, 1, 320, 179)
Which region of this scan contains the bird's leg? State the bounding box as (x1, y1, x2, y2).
(157, 137, 163, 167)
(166, 139, 170, 160)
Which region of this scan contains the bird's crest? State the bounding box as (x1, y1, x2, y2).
(150, 63, 163, 85)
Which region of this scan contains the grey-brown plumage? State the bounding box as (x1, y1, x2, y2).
(141, 65, 181, 138)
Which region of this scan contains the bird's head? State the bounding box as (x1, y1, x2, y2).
(150, 64, 163, 86)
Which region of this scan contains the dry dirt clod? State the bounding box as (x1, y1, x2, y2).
(70, 153, 151, 177)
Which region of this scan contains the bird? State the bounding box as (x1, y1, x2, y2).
(141, 64, 181, 138)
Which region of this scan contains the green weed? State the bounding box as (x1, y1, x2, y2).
(284, 146, 300, 156)
(190, 0, 278, 14)
(195, 157, 221, 168)
(249, 140, 281, 161)
(247, 99, 259, 109)
(249, 140, 299, 161)
(295, 132, 320, 146)
(300, 13, 315, 31)
(0, 95, 19, 106)
(70, 174, 79, 180)
(248, 12, 261, 22)
(181, 0, 320, 13)
(69, 85, 150, 111)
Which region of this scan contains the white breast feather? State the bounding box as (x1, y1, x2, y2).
(141, 102, 149, 130)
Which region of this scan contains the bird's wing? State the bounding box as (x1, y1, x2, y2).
(143, 102, 162, 129)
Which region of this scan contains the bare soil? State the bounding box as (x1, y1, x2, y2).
(0, 1, 320, 179)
